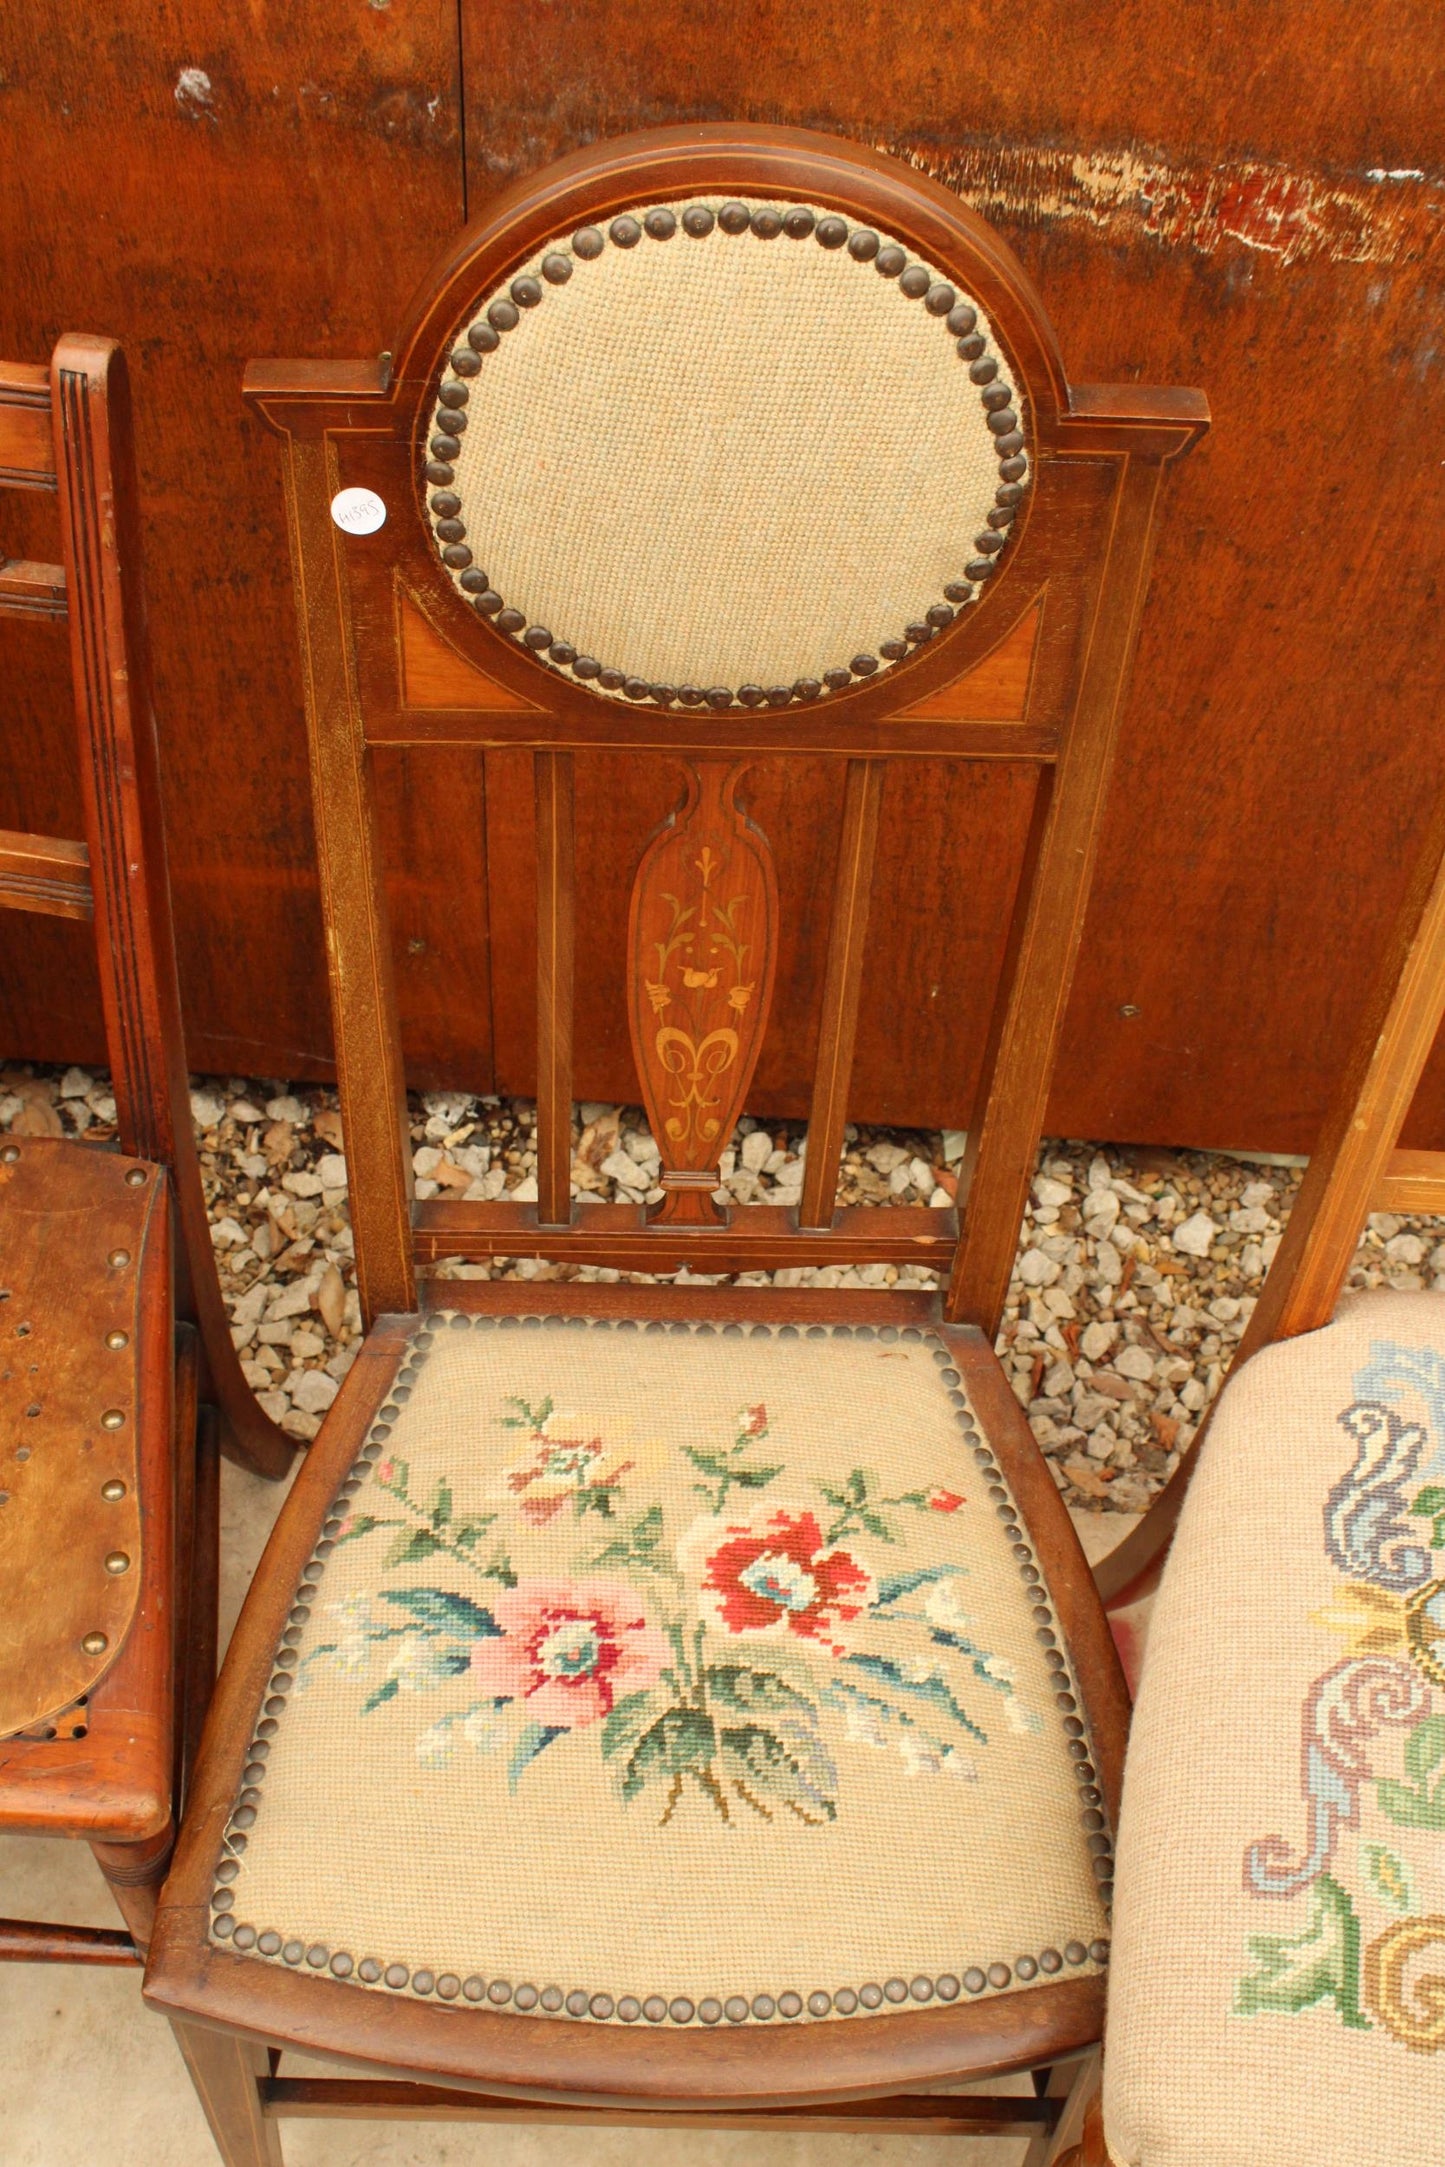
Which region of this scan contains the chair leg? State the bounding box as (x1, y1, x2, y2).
(171, 2021, 283, 2167)
(90, 1822, 173, 1952)
(1021, 2047, 1102, 2166)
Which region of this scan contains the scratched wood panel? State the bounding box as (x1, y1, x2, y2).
(464, 1, 1445, 1150)
(0, 2, 471, 1083)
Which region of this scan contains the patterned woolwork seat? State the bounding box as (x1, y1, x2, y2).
(211, 1310, 1113, 2026)
(1105, 1290, 1445, 2167)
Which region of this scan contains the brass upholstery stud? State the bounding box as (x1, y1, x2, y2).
(81, 1631, 108, 1655)
(105, 1329, 128, 1350)
(124, 1166, 147, 1186)
(104, 1552, 131, 1576)
(108, 1248, 131, 1269)
(101, 1479, 127, 1501)
(101, 1408, 126, 1429)
(1, 1145, 18, 1164)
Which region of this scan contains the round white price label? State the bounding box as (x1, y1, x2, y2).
(330, 487, 387, 536)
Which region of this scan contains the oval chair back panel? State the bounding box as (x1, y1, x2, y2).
(242, 124, 1207, 1331)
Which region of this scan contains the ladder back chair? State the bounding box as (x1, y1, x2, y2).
(0, 337, 290, 1962)
(1085, 777, 1445, 2163)
(145, 125, 1206, 2162)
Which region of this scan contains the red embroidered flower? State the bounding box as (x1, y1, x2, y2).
(683, 1507, 874, 1653)
(738, 1404, 768, 1438)
(926, 1488, 966, 1513)
(469, 1579, 668, 1728)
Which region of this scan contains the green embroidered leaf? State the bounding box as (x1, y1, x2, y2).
(383, 1526, 442, 1569)
(507, 1721, 566, 1790)
(430, 1480, 453, 1530)
(501, 1396, 552, 1432)
(719, 1721, 838, 1824)
(855, 1508, 900, 1544)
(874, 1565, 964, 1607)
(1362, 1843, 1415, 1914)
(1405, 1712, 1445, 1783)
(842, 1652, 988, 1743)
(1377, 1775, 1445, 1829)
(1410, 1485, 1445, 1546)
(729, 1463, 781, 1489)
(362, 1677, 400, 1713)
(705, 1665, 816, 1718)
(683, 1447, 730, 1478)
(620, 1706, 716, 1802)
(450, 1517, 496, 1553)
(588, 1505, 674, 1578)
(574, 1486, 618, 1519)
(1235, 1871, 1368, 2027)
(601, 1689, 661, 1761)
(481, 1545, 518, 1588)
(379, 1588, 500, 1638)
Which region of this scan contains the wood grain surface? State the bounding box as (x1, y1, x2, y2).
(3, 5, 1442, 1150)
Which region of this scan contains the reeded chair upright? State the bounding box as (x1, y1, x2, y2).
(0, 337, 290, 1964)
(144, 124, 1206, 2162)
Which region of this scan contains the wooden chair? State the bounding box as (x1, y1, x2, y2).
(142, 124, 1206, 2161)
(0, 337, 292, 1965)
(1082, 721, 1445, 2158)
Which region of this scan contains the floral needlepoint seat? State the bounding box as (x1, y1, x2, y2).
(1105, 1290, 1445, 2167)
(207, 1310, 1113, 2025)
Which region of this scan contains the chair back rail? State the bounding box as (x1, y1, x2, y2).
(0, 338, 290, 1481)
(242, 124, 1206, 1335)
(1097, 779, 1445, 1607)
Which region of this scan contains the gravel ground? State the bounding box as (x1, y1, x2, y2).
(6, 1061, 1442, 1515)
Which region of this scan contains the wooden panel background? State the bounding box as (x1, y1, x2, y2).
(2, 3, 1443, 1148)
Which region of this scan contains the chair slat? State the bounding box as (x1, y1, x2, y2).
(0, 558, 66, 619)
(534, 748, 575, 1228)
(0, 829, 92, 919)
(410, 1195, 955, 1272)
(1375, 1146, 1445, 1216)
(799, 757, 886, 1229)
(0, 364, 55, 490)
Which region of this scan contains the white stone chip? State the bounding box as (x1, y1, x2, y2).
(1170, 1211, 1217, 1257)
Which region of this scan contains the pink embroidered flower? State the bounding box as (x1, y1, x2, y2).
(376, 1460, 396, 1486)
(738, 1404, 768, 1438)
(926, 1488, 966, 1513)
(469, 1579, 668, 1728)
(682, 1507, 874, 1654)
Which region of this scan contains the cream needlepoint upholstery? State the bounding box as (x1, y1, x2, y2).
(211, 1315, 1111, 2027)
(1105, 1290, 1445, 2167)
(425, 198, 1029, 706)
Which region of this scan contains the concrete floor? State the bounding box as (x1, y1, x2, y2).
(2, 1458, 1133, 2167)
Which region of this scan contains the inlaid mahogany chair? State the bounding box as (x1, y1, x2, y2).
(1074, 785, 1445, 2163)
(0, 337, 290, 1963)
(143, 125, 1206, 2162)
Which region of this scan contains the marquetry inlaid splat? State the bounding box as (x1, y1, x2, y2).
(627, 761, 778, 1226)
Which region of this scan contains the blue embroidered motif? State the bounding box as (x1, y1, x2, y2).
(1325, 1402, 1434, 1593)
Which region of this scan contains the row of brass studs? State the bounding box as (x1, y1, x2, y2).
(0, 1150, 148, 1659)
(212, 1312, 1110, 2009)
(423, 202, 1029, 703)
